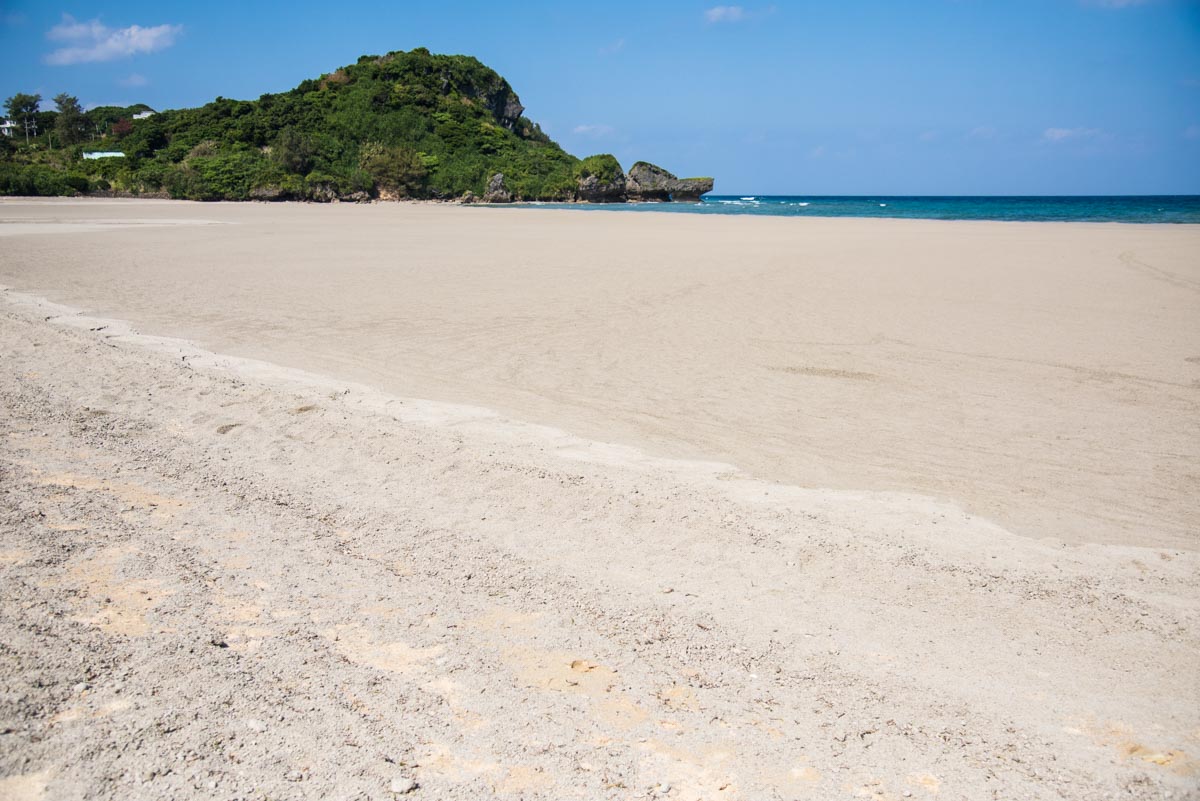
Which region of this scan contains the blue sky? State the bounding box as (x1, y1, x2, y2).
(1, 0, 1198, 194)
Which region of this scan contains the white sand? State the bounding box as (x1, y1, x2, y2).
(0, 198, 1197, 799)
(2, 198, 1197, 548)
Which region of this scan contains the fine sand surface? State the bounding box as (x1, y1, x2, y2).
(0, 198, 1197, 800)
(1, 199, 1197, 551)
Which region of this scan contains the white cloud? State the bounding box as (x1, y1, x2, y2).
(599, 38, 625, 55)
(704, 6, 746, 23)
(968, 126, 997, 140)
(44, 14, 182, 66)
(572, 124, 615, 137)
(1042, 127, 1103, 142)
(118, 73, 148, 87)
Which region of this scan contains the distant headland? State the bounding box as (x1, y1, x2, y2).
(0, 48, 712, 204)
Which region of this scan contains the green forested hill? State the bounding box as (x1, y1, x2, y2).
(0, 49, 606, 201)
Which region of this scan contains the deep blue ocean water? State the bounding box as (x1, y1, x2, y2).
(515, 195, 1200, 223)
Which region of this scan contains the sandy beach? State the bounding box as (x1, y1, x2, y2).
(1, 198, 1198, 800)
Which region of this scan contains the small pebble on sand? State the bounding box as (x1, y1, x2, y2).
(390, 776, 418, 794)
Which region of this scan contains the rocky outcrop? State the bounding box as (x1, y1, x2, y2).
(482, 173, 513, 203)
(472, 78, 523, 131)
(482, 162, 710, 205)
(499, 94, 525, 128)
(470, 83, 523, 131)
(575, 172, 626, 202)
(626, 162, 713, 202)
(249, 185, 287, 202)
(625, 162, 673, 201)
(306, 183, 339, 203)
(670, 177, 714, 201)
(573, 155, 627, 202)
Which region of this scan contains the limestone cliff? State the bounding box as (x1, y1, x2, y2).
(626, 162, 714, 202)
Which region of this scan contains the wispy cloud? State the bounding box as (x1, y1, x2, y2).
(1081, 0, 1153, 7)
(45, 14, 182, 66)
(572, 124, 615, 137)
(918, 130, 939, 143)
(704, 6, 747, 23)
(118, 73, 149, 87)
(599, 38, 625, 55)
(1042, 127, 1104, 142)
(808, 145, 826, 159)
(703, 5, 776, 25)
(968, 126, 997, 140)
(1185, 125, 1200, 141)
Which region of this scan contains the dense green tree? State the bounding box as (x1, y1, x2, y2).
(5, 93, 41, 142)
(575, 154, 622, 183)
(53, 93, 87, 145)
(359, 142, 427, 197)
(271, 128, 316, 175)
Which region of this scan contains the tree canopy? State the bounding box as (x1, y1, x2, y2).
(53, 94, 87, 146)
(5, 93, 41, 140)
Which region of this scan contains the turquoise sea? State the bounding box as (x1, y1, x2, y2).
(519, 195, 1200, 223)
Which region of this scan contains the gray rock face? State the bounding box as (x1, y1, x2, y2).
(670, 176, 714, 201)
(575, 170, 627, 203)
(625, 162, 674, 201)
(482, 173, 513, 203)
(306, 183, 338, 203)
(501, 95, 525, 127)
(626, 162, 713, 202)
(477, 83, 523, 130)
(248, 185, 286, 202)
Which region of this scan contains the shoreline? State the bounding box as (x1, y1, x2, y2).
(5, 194, 1200, 226)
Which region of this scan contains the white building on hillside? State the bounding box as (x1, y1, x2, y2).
(0, 119, 16, 137)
